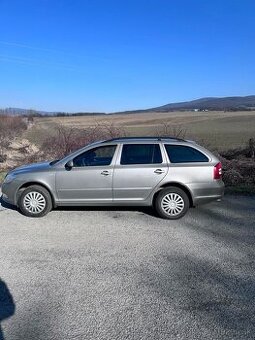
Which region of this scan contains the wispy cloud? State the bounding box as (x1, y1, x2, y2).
(0, 40, 110, 62)
(0, 54, 85, 72)
(0, 40, 73, 55)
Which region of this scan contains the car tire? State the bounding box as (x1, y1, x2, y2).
(155, 186, 189, 219)
(18, 185, 52, 217)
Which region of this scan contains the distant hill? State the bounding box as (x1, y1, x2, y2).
(0, 108, 106, 116)
(149, 95, 255, 112)
(0, 108, 53, 116)
(1, 96, 255, 116)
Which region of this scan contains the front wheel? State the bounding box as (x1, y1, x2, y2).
(155, 187, 189, 219)
(18, 185, 52, 217)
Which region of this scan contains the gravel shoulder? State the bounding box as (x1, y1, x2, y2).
(0, 194, 255, 340)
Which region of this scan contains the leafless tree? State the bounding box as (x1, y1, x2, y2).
(155, 121, 187, 139)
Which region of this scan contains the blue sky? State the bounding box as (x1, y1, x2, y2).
(0, 0, 255, 112)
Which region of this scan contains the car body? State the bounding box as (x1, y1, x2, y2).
(1, 137, 224, 218)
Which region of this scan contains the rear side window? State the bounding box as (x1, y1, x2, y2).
(121, 144, 162, 165)
(165, 145, 209, 163)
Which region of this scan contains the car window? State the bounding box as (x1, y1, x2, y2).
(120, 144, 162, 165)
(73, 145, 117, 167)
(164, 145, 209, 163)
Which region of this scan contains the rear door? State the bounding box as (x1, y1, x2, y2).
(113, 143, 168, 202)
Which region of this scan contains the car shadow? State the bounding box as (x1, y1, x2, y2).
(0, 279, 15, 340)
(0, 195, 157, 217)
(55, 205, 158, 217)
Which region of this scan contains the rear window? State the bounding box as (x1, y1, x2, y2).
(165, 145, 209, 163)
(121, 144, 162, 165)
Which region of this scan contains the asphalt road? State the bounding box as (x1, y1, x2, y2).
(0, 194, 254, 340)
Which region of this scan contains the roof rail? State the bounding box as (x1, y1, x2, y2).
(104, 136, 187, 142)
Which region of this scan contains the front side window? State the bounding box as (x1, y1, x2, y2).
(120, 144, 162, 165)
(73, 145, 116, 167)
(165, 145, 209, 163)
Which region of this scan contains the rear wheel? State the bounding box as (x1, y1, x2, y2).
(155, 187, 189, 219)
(18, 185, 52, 217)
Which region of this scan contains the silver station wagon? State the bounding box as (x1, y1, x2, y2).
(1, 137, 224, 219)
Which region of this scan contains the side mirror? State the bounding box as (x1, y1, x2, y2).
(65, 160, 74, 170)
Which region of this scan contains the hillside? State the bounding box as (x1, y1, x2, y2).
(150, 95, 255, 112)
(1, 96, 255, 116)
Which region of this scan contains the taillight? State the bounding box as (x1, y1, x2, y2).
(214, 162, 222, 180)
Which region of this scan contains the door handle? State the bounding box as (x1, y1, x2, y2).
(101, 170, 110, 176)
(154, 169, 165, 174)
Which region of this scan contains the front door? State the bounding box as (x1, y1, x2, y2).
(56, 145, 117, 204)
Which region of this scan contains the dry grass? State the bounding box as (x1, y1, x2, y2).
(23, 110, 255, 151)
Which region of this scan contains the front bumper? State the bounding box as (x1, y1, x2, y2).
(1, 192, 13, 205)
(1, 182, 17, 206)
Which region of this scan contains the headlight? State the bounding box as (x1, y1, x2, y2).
(3, 173, 16, 184)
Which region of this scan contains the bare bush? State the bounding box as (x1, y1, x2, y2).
(99, 121, 125, 139)
(221, 138, 255, 160)
(41, 121, 126, 159)
(155, 121, 187, 139)
(0, 154, 7, 163)
(223, 169, 243, 186)
(221, 147, 248, 160)
(248, 138, 255, 158)
(17, 152, 45, 166)
(220, 156, 255, 187)
(0, 115, 27, 162)
(194, 137, 220, 153)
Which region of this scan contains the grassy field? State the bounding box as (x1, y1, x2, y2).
(23, 110, 255, 151)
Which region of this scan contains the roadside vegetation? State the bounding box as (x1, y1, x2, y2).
(41, 121, 126, 159)
(0, 115, 27, 163)
(219, 139, 255, 195)
(0, 114, 254, 194)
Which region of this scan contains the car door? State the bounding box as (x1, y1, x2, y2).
(113, 143, 168, 202)
(56, 144, 117, 204)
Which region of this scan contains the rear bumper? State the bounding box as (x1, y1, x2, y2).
(190, 180, 224, 206)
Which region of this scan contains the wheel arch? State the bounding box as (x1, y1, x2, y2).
(153, 182, 194, 208)
(16, 182, 57, 208)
